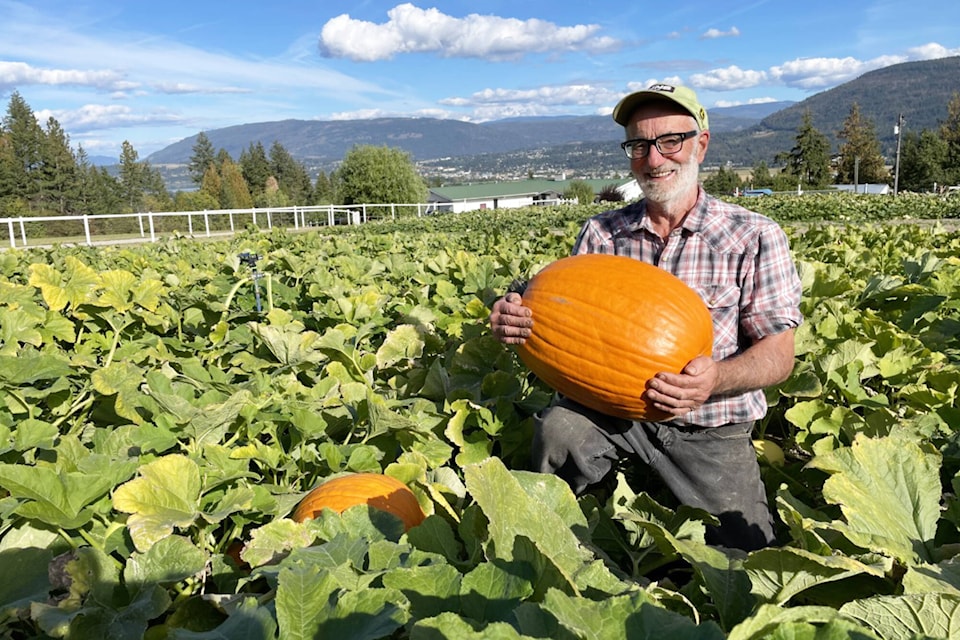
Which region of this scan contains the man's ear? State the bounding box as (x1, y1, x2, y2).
(695, 130, 710, 162)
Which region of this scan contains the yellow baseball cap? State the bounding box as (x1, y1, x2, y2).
(612, 83, 709, 130)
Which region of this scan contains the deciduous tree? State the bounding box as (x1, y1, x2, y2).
(333, 145, 427, 205)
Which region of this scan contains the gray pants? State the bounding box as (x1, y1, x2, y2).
(532, 398, 775, 551)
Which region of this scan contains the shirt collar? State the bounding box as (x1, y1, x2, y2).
(621, 186, 710, 237)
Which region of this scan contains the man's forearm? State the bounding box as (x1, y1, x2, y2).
(713, 329, 796, 397)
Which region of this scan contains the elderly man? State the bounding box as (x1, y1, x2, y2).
(489, 84, 803, 551)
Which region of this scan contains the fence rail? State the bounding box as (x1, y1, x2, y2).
(2, 199, 567, 249)
(0, 202, 456, 249)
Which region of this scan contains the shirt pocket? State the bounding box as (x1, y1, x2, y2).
(691, 283, 741, 357)
(693, 283, 740, 310)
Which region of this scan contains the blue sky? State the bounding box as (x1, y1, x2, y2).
(2, 0, 958, 159)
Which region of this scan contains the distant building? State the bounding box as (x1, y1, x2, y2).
(428, 178, 639, 213)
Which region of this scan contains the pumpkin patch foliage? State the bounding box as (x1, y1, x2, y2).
(2, 200, 960, 638)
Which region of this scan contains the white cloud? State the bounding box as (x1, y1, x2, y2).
(0, 60, 132, 91)
(697, 42, 958, 94)
(319, 3, 620, 62)
(328, 107, 469, 122)
(153, 82, 252, 95)
(35, 103, 184, 132)
(769, 54, 907, 89)
(0, 7, 385, 98)
(713, 97, 780, 108)
(701, 26, 740, 39)
(444, 84, 620, 107)
(688, 65, 767, 90)
(907, 42, 960, 60)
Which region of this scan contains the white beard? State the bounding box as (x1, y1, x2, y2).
(637, 151, 701, 206)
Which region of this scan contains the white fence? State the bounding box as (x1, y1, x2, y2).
(0, 202, 447, 249)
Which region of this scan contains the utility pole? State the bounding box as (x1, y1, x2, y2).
(893, 113, 904, 196)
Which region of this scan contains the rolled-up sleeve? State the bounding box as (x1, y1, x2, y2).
(740, 223, 803, 341)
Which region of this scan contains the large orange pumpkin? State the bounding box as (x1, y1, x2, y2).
(291, 473, 425, 530)
(515, 253, 713, 421)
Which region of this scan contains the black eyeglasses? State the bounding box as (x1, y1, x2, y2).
(620, 130, 699, 159)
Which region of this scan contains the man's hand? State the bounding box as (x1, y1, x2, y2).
(644, 355, 718, 417)
(643, 329, 796, 417)
(489, 293, 533, 345)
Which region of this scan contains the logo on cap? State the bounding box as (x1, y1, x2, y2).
(648, 84, 676, 93)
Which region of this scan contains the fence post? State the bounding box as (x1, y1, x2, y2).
(83, 215, 92, 245)
(229, 212, 234, 232)
(138, 213, 145, 237)
(187, 212, 193, 236)
(204, 211, 210, 236)
(293, 206, 300, 230)
(267, 211, 273, 229)
(328, 206, 334, 226)
(19, 218, 27, 246)
(252, 209, 257, 228)
(6, 219, 15, 248)
(148, 211, 156, 242)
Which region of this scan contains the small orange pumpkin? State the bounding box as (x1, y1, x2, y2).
(515, 253, 713, 421)
(291, 473, 425, 530)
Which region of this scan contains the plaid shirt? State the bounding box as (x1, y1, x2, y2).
(571, 187, 803, 427)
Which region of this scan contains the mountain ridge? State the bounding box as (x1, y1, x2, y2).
(145, 102, 792, 168)
(145, 56, 960, 175)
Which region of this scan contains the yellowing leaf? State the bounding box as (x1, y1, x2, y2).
(807, 435, 941, 563)
(97, 269, 138, 311)
(132, 278, 165, 312)
(375, 324, 424, 369)
(113, 455, 202, 551)
(28, 256, 100, 312)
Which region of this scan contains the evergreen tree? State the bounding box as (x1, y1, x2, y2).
(240, 142, 271, 199)
(703, 165, 742, 195)
(87, 167, 124, 216)
(188, 132, 216, 186)
(749, 160, 774, 188)
(836, 102, 889, 185)
(333, 145, 428, 205)
(74, 146, 94, 213)
(119, 141, 144, 212)
(785, 110, 832, 188)
(40, 117, 79, 214)
(898, 129, 949, 192)
(1, 91, 45, 210)
(313, 170, 335, 204)
(215, 148, 232, 169)
(940, 92, 960, 185)
(141, 164, 172, 212)
(269, 141, 312, 204)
